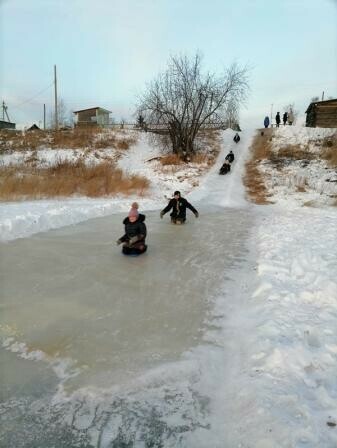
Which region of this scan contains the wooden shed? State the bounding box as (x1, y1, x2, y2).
(305, 99, 337, 128)
(73, 107, 111, 127)
(0, 120, 16, 130)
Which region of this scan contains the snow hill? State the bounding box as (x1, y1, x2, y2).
(1, 126, 337, 447)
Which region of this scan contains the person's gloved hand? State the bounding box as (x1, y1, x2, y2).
(160, 211, 164, 219)
(116, 239, 122, 245)
(195, 212, 199, 218)
(129, 236, 139, 245)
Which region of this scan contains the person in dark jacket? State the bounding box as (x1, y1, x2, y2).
(283, 112, 288, 126)
(225, 150, 235, 163)
(275, 112, 281, 128)
(219, 160, 231, 174)
(264, 116, 270, 128)
(160, 191, 199, 224)
(117, 202, 147, 254)
(233, 133, 240, 143)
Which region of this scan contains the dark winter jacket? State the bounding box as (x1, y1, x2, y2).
(219, 162, 231, 174)
(161, 198, 198, 220)
(225, 152, 235, 163)
(233, 134, 240, 143)
(275, 113, 281, 124)
(283, 112, 288, 124)
(264, 116, 270, 128)
(119, 214, 147, 245)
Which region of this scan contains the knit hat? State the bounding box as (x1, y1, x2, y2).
(128, 205, 139, 218)
(174, 191, 181, 196)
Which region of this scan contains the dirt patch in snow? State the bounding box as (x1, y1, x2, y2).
(244, 127, 337, 207)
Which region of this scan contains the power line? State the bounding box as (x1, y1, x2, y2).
(11, 83, 54, 109)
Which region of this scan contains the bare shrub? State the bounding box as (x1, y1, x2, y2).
(0, 160, 149, 201)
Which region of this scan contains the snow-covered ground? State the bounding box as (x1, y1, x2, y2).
(260, 126, 337, 207)
(0, 131, 218, 241)
(1, 126, 337, 447)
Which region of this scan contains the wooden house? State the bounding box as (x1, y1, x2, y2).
(0, 120, 16, 130)
(73, 107, 111, 127)
(306, 99, 337, 128)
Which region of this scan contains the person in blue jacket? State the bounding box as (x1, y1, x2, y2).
(264, 116, 270, 128)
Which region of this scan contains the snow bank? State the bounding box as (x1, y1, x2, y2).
(272, 125, 336, 150)
(260, 126, 337, 207)
(225, 207, 337, 446)
(0, 197, 161, 242)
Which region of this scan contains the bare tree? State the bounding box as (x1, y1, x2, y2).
(49, 98, 69, 128)
(137, 53, 248, 155)
(310, 96, 320, 103)
(284, 103, 299, 124)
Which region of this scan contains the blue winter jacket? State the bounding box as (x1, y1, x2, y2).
(264, 116, 270, 127)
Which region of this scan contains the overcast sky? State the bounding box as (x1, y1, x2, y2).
(1, 0, 337, 128)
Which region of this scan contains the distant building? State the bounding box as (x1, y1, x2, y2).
(0, 120, 16, 130)
(306, 99, 337, 128)
(73, 107, 111, 127)
(27, 124, 40, 131)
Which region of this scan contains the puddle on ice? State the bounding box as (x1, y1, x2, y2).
(0, 207, 253, 447)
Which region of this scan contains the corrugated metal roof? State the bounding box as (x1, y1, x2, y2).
(73, 107, 112, 114)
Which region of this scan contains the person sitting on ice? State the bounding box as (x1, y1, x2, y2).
(117, 202, 147, 255)
(225, 150, 235, 163)
(219, 159, 231, 175)
(160, 191, 199, 224)
(233, 133, 240, 143)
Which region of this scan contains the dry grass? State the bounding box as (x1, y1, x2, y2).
(157, 130, 221, 167)
(244, 161, 273, 204)
(0, 127, 137, 153)
(159, 154, 184, 166)
(190, 152, 214, 165)
(243, 131, 274, 204)
(276, 144, 315, 160)
(321, 134, 337, 168)
(296, 184, 307, 193)
(0, 160, 149, 201)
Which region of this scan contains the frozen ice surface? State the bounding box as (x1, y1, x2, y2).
(0, 207, 253, 447)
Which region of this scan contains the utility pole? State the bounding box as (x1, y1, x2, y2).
(321, 91, 325, 101)
(2, 101, 11, 122)
(54, 65, 58, 130)
(43, 104, 46, 130)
